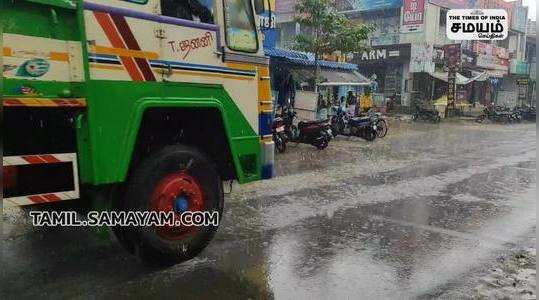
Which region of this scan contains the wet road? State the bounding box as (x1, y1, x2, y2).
(1, 120, 536, 299)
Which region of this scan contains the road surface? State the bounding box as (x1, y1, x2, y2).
(1, 119, 536, 299)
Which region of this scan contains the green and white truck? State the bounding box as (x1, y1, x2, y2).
(2, 0, 274, 264)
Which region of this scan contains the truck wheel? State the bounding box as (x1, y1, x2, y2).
(118, 145, 223, 265)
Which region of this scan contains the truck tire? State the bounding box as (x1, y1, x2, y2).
(117, 145, 223, 265)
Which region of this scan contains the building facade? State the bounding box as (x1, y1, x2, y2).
(274, 0, 533, 109)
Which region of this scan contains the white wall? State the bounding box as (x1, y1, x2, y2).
(400, 3, 441, 45)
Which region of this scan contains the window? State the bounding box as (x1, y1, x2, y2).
(223, 0, 258, 52)
(161, 0, 214, 24)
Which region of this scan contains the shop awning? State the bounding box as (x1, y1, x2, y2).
(428, 71, 488, 85)
(290, 68, 371, 86)
(265, 47, 359, 71)
(470, 71, 489, 81)
(318, 70, 371, 86)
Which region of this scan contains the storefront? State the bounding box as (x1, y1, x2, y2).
(351, 43, 411, 106)
(265, 47, 371, 120)
(470, 41, 510, 105)
(408, 42, 490, 111)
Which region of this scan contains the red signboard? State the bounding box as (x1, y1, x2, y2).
(473, 41, 509, 59)
(402, 0, 426, 32)
(473, 41, 509, 72)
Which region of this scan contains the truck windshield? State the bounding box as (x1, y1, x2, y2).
(161, 0, 214, 24)
(223, 0, 258, 53)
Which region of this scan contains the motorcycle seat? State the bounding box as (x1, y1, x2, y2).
(352, 116, 371, 122)
(299, 120, 327, 127)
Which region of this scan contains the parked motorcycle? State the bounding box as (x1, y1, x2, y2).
(411, 106, 441, 123)
(272, 115, 287, 153)
(282, 108, 331, 150)
(360, 109, 388, 138)
(330, 107, 377, 141)
(510, 108, 523, 123)
(513, 106, 536, 122)
(476, 106, 512, 123)
(330, 106, 347, 137)
(348, 116, 378, 141)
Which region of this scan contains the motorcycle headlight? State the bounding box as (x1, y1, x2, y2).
(373, 125, 377, 130)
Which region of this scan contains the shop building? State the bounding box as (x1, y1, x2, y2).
(351, 43, 411, 106)
(274, 0, 532, 110)
(265, 47, 371, 119)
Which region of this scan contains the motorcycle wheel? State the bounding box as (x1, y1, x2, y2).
(314, 136, 329, 150)
(476, 115, 486, 123)
(274, 134, 286, 153)
(288, 125, 299, 141)
(376, 119, 388, 138)
(330, 117, 339, 136)
(363, 128, 377, 141)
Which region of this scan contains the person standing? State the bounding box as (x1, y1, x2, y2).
(346, 91, 357, 117)
(277, 72, 296, 112)
(317, 93, 329, 120)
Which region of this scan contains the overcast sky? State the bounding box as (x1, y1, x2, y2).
(522, 0, 536, 21)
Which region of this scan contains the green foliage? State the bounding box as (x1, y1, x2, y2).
(293, 0, 373, 60)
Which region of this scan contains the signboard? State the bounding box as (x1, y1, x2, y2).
(473, 41, 509, 72)
(447, 72, 457, 108)
(447, 9, 508, 40)
(409, 43, 434, 73)
(445, 44, 461, 108)
(517, 78, 528, 86)
(336, 0, 403, 12)
(511, 6, 528, 33)
(510, 60, 528, 74)
(485, 69, 506, 77)
(476, 55, 509, 70)
(353, 44, 411, 65)
(473, 41, 508, 59)
(517, 78, 528, 104)
(259, 13, 276, 29)
(401, 0, 425, 32)
(445, 44, 461, 66)
(479, 0, 514, 25)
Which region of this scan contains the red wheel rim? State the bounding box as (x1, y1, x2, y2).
(150, 172, 205, 240)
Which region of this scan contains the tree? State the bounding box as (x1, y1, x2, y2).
(293, 0, 373, 87)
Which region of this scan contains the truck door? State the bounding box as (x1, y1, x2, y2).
(83, 0, 162, 82)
